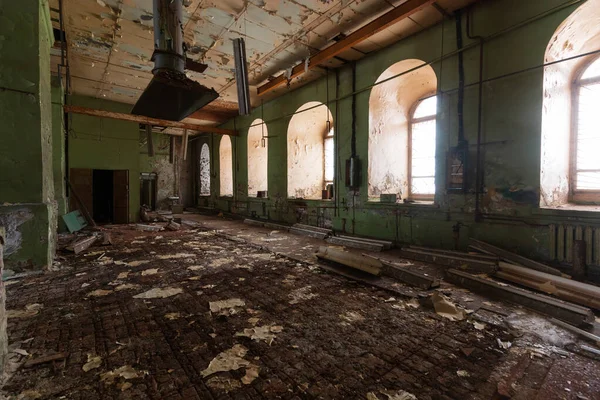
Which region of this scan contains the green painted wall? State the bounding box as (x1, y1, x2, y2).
(68, 95, 140, 223)
(51, 77, 67, 230)
(205, 0, 600, 275)
(0, 0, 56, 272)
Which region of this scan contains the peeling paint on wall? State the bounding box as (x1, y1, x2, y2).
(220, 136, 233, 196)
(287, 102, 332, 200)
(0, 208, 34, 256)
(247, 119, 268, 196)
(540, 0, 600, 208)
(368, 59, 437, 200)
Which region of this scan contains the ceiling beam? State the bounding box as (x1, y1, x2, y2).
(257, 0, 435, 96)
(188, 109, 238, 123)
(64, 105, 237, 136)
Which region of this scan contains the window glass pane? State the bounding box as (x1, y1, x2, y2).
(581, 58, 600, 80)
(411, 119, 436, 196)
(576, 172, 600, 190)
(577, 83, 600, 175)
(413, 96, 437, 119)
(324, 137, 334, 183)
(411, 177, 435, 195)
(412, 157, 435, 177)
(577, 138, 600, 170)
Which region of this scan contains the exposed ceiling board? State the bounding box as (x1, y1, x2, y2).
(52, 0, 480, 124)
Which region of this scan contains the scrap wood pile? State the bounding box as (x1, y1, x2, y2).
(315, 238, 600, 357)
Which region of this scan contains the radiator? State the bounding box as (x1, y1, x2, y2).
(549, 224, 600, 266)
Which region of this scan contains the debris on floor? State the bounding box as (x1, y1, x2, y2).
(132, 287, 183, 299)
(4, 219, 600, 399)
(200, 344, 252, 377)
(82, 354, 102, 372)
(7, 303, 43, 319)
(235, 325, 283, 344)
(209, 298, 245, 315)
(431, 291, 466, 321)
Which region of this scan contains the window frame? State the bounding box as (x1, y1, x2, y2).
(571, 56, 600, 203)
(324, 122, 335, 190)
(199, 143, 211, 197)
(408, 96, 437, 201)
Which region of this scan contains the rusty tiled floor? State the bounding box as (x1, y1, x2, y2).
(2, 217, 600, 399)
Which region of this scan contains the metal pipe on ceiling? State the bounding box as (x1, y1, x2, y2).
(244, 0, 586, 130)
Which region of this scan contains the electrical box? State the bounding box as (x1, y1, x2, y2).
(447, 146, 468, 193)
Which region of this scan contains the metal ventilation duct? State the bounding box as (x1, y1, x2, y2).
(132, 0, 218, 121)
(233, 38, 251, 116)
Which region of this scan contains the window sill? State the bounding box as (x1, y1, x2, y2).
(536, 203, 600, 219)
(247, 196, 269, 201)
(288, 198, 334, 204)
(366, 199, 437, 208)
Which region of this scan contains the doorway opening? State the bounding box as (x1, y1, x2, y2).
(93, 169, 114, 223)
(69, 168, 130, 225)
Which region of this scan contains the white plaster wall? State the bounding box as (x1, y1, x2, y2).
(287, 102, 333, 199)
(247, 119, 268, 196)
(540, 0, 600, 207)
(219, 136, 233, 197)
(368, 60, 437, 199)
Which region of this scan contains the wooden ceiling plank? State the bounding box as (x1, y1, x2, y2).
(256, 0, 436, 96)
(64, 105, 237, 136)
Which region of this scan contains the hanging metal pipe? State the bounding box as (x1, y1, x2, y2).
(153, 0, 185, 73)
(467, 7, 485, 222)
(455, 9, 466, 146)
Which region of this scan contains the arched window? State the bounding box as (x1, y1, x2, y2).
(409, 96, 437, 199)
(287, 102, 334, 199)
(247, 119, 268, 197)
(540, 0, 600, 206)
(368, 59, 437, 200)
(219, 136, 233, 197)
(572, 57, 600, 198)
(199, 143, 210, 196)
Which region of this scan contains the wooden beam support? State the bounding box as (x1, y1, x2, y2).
(257, 0, 435, 96)
(181, 129, 189, 161)
(64, 105, 237, 136)
(187, 109, 233, 123)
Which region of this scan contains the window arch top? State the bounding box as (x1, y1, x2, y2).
(413, 96, 437, 119)
(581, 57, 600, 81)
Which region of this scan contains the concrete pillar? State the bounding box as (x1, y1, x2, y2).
(0, 0, 57, 272)
(52, 77, 68, 232)
(0, 228, 7, 373)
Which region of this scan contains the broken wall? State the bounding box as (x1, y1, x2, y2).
(540, 0, 600, 207)
(52, 77, 68, 230)
(219, 136, 234, 197)
(68, 95, 140, 223)
(247, 120, 268, 197)
(0, 0, 56, 272)
(287, 102, 333, 200)
(206, 0, 600, 268)
(139, 132, 175, 210)
(368, 60, 437, 199)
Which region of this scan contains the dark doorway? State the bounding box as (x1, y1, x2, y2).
(93, 169, 114, 223)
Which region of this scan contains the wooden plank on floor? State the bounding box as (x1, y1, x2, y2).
(469, 238, 563, 276)
(398, 248, 497, 274)
(326, 236, 384, 252)
(446, 269, 595, 327)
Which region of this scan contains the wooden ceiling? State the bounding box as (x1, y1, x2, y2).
(50, 0, 478, 125)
